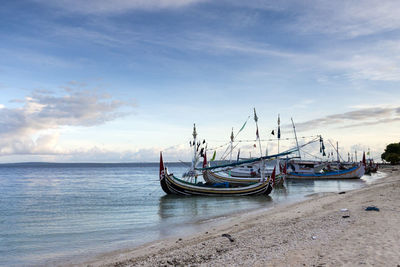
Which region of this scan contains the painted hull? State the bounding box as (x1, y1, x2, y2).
(203, 170, 262, 184)
(160, 171, 273, 196)
(203, 169, 284, 186)
(286, 164, 365, 179)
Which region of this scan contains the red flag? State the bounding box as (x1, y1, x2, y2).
(256, 128, 259, 139)
(159, 152, 165, 180)
(203, 151, 207, 168)
(271, 166, 276, 187)
(283, 162, 287, 175)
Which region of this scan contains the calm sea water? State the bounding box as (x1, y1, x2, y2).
(0, 163, 384, 266)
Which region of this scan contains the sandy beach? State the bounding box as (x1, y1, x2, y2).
(82, 167, 400, 267)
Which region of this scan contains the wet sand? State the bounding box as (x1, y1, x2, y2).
(82, 166, 400, 266)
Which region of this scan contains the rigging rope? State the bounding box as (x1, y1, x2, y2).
(195, 137, 320, 171)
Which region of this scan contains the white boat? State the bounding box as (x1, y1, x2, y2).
(225, 160, 276, 178)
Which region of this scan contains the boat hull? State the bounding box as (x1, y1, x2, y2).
(286, 164, 365, 179)
(160, 171, 273, 196)
(203, 170, 261, 184)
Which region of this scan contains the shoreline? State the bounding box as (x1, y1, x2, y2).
(79, 167, 400, 266)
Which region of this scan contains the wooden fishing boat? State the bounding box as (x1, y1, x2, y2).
(159, 152, 273, 196)
(203, 168, 285, 186)
(285, 162, 365, 179)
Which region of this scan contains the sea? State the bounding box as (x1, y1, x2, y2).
(0, 162, 385, 266)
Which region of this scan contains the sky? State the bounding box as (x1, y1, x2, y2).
(0, 0, 399, 162)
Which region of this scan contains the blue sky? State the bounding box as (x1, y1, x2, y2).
(0, 0, 399, 162)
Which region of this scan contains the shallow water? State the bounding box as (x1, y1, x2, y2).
(0, 163, 385, 266)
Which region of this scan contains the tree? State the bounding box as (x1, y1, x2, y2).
(381, 142, 400, 164)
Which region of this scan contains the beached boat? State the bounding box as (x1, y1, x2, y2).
(285, 160, 365, 179)
(159, 152, 273, 196)
(202, 159, 286, 186)
(203, 168, 285, 186)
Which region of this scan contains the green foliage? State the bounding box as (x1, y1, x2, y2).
(381, 142, 400, 164)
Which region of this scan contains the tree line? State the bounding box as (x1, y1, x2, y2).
(381, 142, 400, 165)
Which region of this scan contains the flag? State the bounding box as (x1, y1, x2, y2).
(238, 117, 249, 134)
(236, 149, 240, 162)
(271, 130, 275, 135)
(159, 152, 164, 180)
(202, 151, 207, 168)
(199, 148, 204, 157)
(253, 108, 258, 122)
(283, 162, 287, 175)
(211, 150, 216, 161)
(362, 152, 366, 166)
(256, 128, 259, 139)
(253, 144, 257, 148)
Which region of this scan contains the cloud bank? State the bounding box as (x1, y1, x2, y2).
(0, 88, 133, 156)
(292, 106, 400, 132)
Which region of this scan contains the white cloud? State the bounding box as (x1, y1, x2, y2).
(325, 53, 400, 82)
(0, 87, 135, 157)
(33, 0, 208, 14)
(0, 104, 4, 109)
(293, 0, 400, 38)
(291, 106, 400, 132)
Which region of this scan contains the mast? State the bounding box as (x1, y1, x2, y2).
(336, 141, 339, 162)
(191, 123, 197, 171)
(254, 108, 265, 182)
(229, 128, 234, 163)
(277, 114, 280, 154)
(291, 118, 301, 159)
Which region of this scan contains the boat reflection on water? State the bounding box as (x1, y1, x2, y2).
(156, 194, 273, 239)
(158, 194, 273, 220)
(154, 172, 384, 241)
